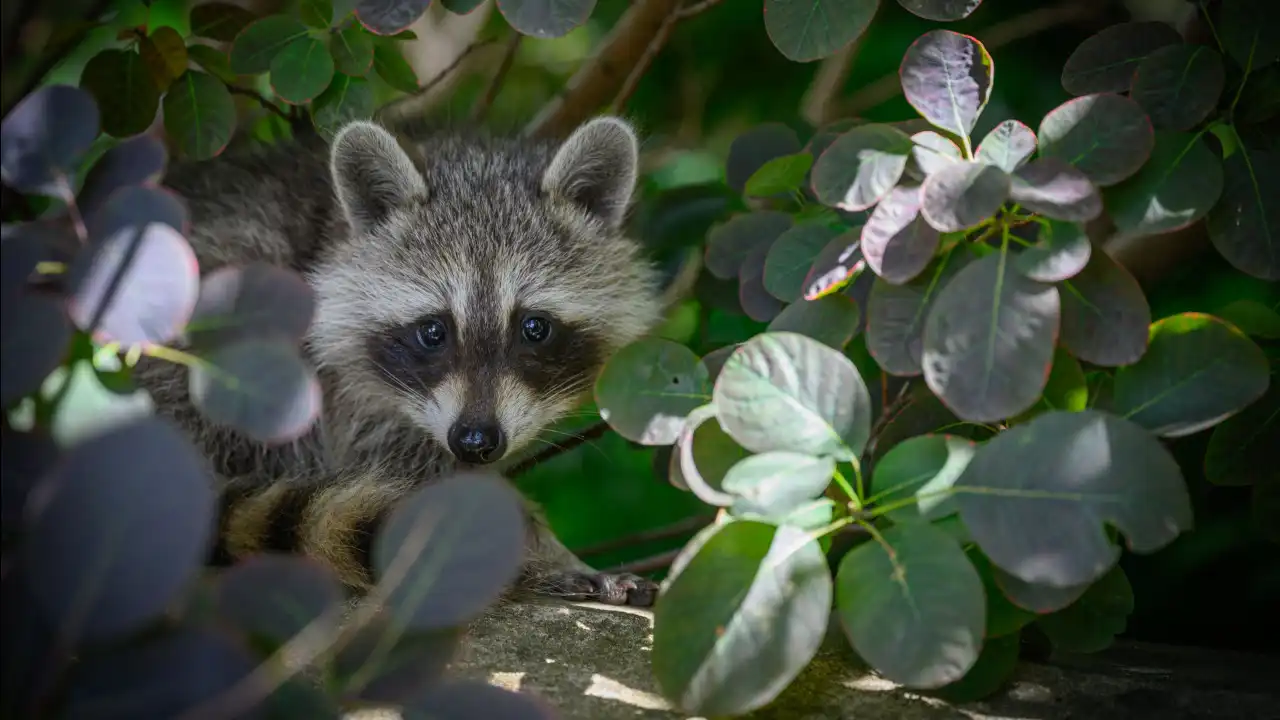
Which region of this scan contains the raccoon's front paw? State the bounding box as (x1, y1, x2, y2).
(532, 571, 659, 607)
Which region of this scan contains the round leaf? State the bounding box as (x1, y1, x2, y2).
(975, 119, 1036, 173)
(331, 22, 375, 76)
(1207, 128, 1279, 281)
(1014, 345, 1088, 420)
(1131, 44, 1225, 131)
(139, 26, 189, 91)
(77, 134, 169, 219)
(745, 152, 814, 197)
(1105, 130, 1224, 240)
(1060, 21, 1181, 95)
(163, 71, 236, 161)
(868, 433, 974, 523)
(1113, 313, 1270, 438)
(1215, 299, 1280, 339)
(79, 49, 161, 138)
(738, 240, 786, 322)
(372, 471, 526, 631)
(919, 161, 1010, 232)
(595, 337, 709, 445)
(671, 404, 749, 503)
(955, 409, 1193, 588)
(1204, 382, 1278, 487)
(1, 223, 75, 406)
(922, 249, 1060, 422)
(371, 41, 418, 92)
(992, 565, 1088, 614)
(191, 2, 257, 41)
(811, 124, 913, 212)
(652, 519, 832, 716)
(1037, 93, 1153, 186)
(1035, 565, 1133, 654)
(721, 451, 835, 518)
(836, 521, 985, 688)
(927, 632, 1020, 703)
(909, 130, 963, 178)
(494, 0, 596, 39)
(861, 183, 940, 284)
(896, 0, 981, 22)
(726, 123, 802, 193)
(767, 293, 861, 350)
(189, 263, 315, 351)
(1014, 218, 1091, 283)
(311, 73, 376, 140)
(190, 339, 322, 443)
(270, 37, 335, 105)
(800, 226, 865, 300)
(899, 29, 994, 141)
(230, 15, 310, 75)
(0, 84, 100, 196)
(187, 44, 238, 84)
(22, 417, 215, 643)
(705, 211, 792, 281)
(214, 554, 343, 645)
(963, 548, 1035, 638)
(764, 223, 841, 302)
(763, 0, 879, 63)
(865, 248, 970, 376)
(1058, 248, 1149, 366)
(713, 331, 872, 460)
(1008, 157, 1102, 222)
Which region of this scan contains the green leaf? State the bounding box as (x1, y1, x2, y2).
(991, 565, 1088, 613)
(495, 0, 597, 39)
(922, 248, 1060, 422)
(835, 522, 985, 688)
(1014, 218, 1091, 283)
(927, 632, 1020, 703)
(762, 0, 879, 63)
(190, 2, 258, 42)
(739, 241, 787, 322)
(1038, 93, 1154, 186)
(955, 409, 1192, 588)
(653, 519, 832, 716)
(442, 0, 486, 13)
(595, 337, 710, 445)
(811, 124, 913, 212)
(1204, 381, 1278, 487)
(1215, 299, 1280, 339)
(1007, 157, 1102, 222)
(79, 49, 160, 138)
(963, 548, 1035, 638)
(670, 405, 750, 503)
(896, 0, 982, 22)
(900, 29, 994, 142)
(767, 294, 861, 350)
(1219, 0, 1280, 70)
(1130, 44, 1225, 131)
(330, 21, 375, 77)
(229, 15, 310, 75)
(800, 226, 865, 300)
(1058, 249, 1150, 366)
(1112, 313, 1270, 438)
(1035, 565, 1133, 654)
(138, 26, 188, 92)
(713, 331, 872, 461)
(745, 152, 813, 197)
(311, 73, 374, 140)
(163, 70, 236, 161)
(1016, 346, 1088, 420)
(1105, 130, 1224, 241)
(186, 44, 237, 85)
(1207, 128, 1279, 281)
(705, 211, 793, 281)
(299, 0, 335, 28)
(269, 37, 335, 105)
(975, 119, 1036, 172)
(865, 248, 970, 376)
(727, 123, 802, 193)
(722, 451, 835, 518)
(919, 161, 1010, 232)
(373, 41, 419, 92)
(861, 183, 940, 284)
(763, 223, 841, 302)
(1060, 21, 1181, 95)
(867, 434, 974, 523)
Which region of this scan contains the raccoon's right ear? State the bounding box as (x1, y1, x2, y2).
(542, 116, 639, 229)
(329, 121, 426, 233)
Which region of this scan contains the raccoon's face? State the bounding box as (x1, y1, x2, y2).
(307, 117, 662, 465)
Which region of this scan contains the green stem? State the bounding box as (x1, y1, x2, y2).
(832, 468, 859, 508)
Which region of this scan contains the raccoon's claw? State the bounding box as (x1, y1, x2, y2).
(534, 571, 659, 607)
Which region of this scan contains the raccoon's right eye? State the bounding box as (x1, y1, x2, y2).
(416, 319, 448, 349)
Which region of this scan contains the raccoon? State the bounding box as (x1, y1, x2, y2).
(133, 115, 666, 607)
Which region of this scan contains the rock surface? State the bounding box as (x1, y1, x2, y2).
(352, 599, 1280, 720)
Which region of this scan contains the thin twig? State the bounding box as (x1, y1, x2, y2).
(377, 38, 496, 120)
(675, 0, 726, 18)
(606, 548, 681, 575)
(611, 0, 725, 113)
(471, 31, 522, 123)
(574, 513, 715, 558)
(227, 84, 291, 121)
(509, 420, 612, 477)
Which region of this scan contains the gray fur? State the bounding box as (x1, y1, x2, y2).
(133, 116, 664, 605)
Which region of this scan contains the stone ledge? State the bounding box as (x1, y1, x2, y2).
(351, 600, 1280, 719)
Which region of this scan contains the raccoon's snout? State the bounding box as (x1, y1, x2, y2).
(447, 421, 506, 464)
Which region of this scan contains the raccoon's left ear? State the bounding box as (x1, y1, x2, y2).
(542, 116, 639, 229)
(330, 121, 427, 234)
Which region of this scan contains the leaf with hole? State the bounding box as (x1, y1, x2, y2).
(1038, 93, 1153, 186)
(1060, 21, 1181, 95)
(140, 26, 188, 91)
(801, 226, 865, 300)
(920, 161, 1009, 232)
(187, 263, 316, 351)
(671, 404, 749, 502)
(595, 337, 709, 445)
(1014, 218, 1090, 283)
(1131, 44, 1225, 131)
(738, 241, 786, 322)
(899, 29, 993, 141)
(191, 2, 257, 41)
(1112, 313, 1270, 438)
(372, 471, 526, 631)
(1035, 565, 1133, 654)
(1058, 249, 1149, 366)
(77, 134, 168, 219)
(767, 293, 861, 350)
(84, 184, 188, 240)
(1, 85, 100, 196)
(373, 41, 420, 92)
(955, 409, 1192, 588)
(230, 15, 310, 74)
(22, 417, 215, 643)
(652, 519, 831, 716)
(762, 0, 879, 63)
(862, 183, 940, 283)
(727, 123, 802, 193)
(495, 0, 596, 39)
(331, 21, 375, 76)
(713, 331, 872, 460)
(705, 211, 792, 281)
(721, 451, 835, 519)
(836, 521, 984, 688)
(896, 0, 982, 22)
(270, 36, 335, 104)
(922, 249, 1060, 422)
(311, 73, 376, 140)
(215, 554, 342, 647)
(868, 433, 974, 523)
(865, 248, 969, 376)
(811, 124, 913, 212)
(1105, 130, 1223, 241)
(1207, 128, 1279, 281)
(975, 119, 1036, 172)
(1219, 0, 1280, 70)
(1008, 157, 1102, 222)
(402, 679, 558, 719)
(79, 49, 160, 138)
(164, 71, 236, 160)
(745, 152, 813, 197)
(764, 223, 841, 302)
(1204, 381, 1277, 487)
(190, 339, 321, 443)
(909, 130, 963, 178)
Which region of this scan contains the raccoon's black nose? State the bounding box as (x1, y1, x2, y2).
(447, 422, 506, 464)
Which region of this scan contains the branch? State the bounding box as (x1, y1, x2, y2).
(471, 31, 522, 123)
(377, 38, 495, 120)
(227, 84, 291, 121)
(605, 548, 681, 575)
(574, 513, 715, 558)
(508, 420, 612, 477)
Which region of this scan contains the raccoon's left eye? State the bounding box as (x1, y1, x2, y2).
(416, 319, 448, 349)
(521, 315, 552, 343)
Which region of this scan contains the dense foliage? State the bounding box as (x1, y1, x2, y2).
(2, 0, 1276, 718)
